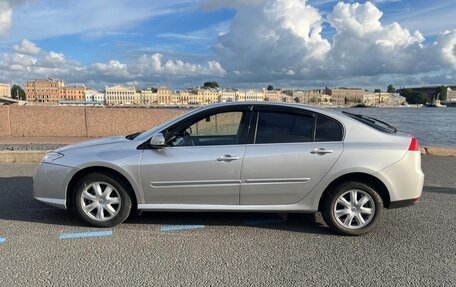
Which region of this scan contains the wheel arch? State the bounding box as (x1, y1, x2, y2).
(318, 172, 391, 211)
(66, 166, 139, 210)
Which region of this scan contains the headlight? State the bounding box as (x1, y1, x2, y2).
(41, 152, 64, 163)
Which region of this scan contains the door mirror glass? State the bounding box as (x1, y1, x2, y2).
(150, 133, 166, 147)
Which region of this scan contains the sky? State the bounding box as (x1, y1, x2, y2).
(1, 0, 456, 90)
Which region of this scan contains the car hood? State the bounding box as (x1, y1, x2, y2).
(55, 136, 129, 153)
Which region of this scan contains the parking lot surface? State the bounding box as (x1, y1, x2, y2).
(0, 156, 455, 286)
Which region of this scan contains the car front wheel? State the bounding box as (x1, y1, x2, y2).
(74, 172, 132, 227)
(321, 181, 383, 236)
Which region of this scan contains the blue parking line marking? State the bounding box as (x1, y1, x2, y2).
(245, 218, 285, 225)
(59, 230, 112, 240)
(0, 237, 6, 244)
(160, 225, 205, 232)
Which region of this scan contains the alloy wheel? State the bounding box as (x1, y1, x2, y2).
(80, 182, 122, 221)
(333, 189, 375, 229)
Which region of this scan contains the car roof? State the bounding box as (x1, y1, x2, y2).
(200, 101, 346, 119)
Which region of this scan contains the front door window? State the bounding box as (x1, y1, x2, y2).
(168, 111, 246, 146)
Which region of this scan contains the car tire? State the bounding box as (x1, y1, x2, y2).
(321, 181, 383, 236)
(73, 172, 132, 228)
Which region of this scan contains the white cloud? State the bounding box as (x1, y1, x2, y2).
(437, 30, 456, 70)
(327, 2, 428, 76)
(1, 53, 35, 72)
(327, 2, 425, 47)
(0, 1, 13, 35)
(91, 60, 133, 79)
(13, 39, 41, 55)
(328, 1, 383, 35)
(137, 53, 226, 76)
(0, 39, 226, 87)
(0, 0, 32, 36)
(213, 0, 451, 85)
(216, 0, 330, 80)
(0, 40, 87, 84)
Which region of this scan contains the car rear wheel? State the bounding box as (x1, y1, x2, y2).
(74, 172, 132, 227)
(321, 181, 383, 236)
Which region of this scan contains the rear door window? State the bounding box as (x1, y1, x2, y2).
(255, 111, 314, 144)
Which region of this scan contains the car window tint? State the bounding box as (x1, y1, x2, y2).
(256, 111, 314, 144)
(315, 116, 342, 142)
(191, 112, 243, 136)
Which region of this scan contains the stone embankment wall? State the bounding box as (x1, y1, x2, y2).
(0, 106, 186, 137)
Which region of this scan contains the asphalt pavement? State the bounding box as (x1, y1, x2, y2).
(0, 156, 454, 286)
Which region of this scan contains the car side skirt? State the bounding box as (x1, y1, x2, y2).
(137, 203, 317, 213)
(35, 197, 67, 209)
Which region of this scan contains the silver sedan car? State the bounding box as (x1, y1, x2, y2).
(33, 102, 424, 235)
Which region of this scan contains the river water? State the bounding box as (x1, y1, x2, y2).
(339, 107, 456, 147)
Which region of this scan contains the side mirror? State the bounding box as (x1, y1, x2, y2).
(149, 133, 166, 148)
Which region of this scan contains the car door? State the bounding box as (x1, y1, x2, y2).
(240, 106, 343, 205)
(140, 106, 253, 205)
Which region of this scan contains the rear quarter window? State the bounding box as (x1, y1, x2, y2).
(315, 115, 343, 142)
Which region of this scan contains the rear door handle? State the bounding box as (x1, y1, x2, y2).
(310, 148, 334, 155)
(217, 155, 240, 162)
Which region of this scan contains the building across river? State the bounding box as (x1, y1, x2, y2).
(0, 83, 11, 98)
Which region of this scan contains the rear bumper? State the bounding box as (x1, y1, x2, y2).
(375, 151, 424, 206)
(389, 197, 421, 209)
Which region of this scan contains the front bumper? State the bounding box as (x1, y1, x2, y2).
(33, 162, 74, 209)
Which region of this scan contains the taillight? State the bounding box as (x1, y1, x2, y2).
(408, 137, 419, 151)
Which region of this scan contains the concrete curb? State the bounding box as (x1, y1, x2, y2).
(421, 147, 456, 157)
(0, 146, 455, 163)
(0, 150, 50, 163)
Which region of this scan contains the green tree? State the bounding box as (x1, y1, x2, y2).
(202, 81, 219, 89)
(267, 85, 274, 91)
(374, 89, 382, 93)
(436, 85, 447, 100)
(294, 97, 300, 103)
(387, 84, 396, 93)
(400, 89, 428, 105)
(11, 85, 26, 100)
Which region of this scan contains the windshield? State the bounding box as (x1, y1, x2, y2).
(134, 107, 204, 142)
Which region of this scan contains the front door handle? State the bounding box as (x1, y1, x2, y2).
(216, 155, 240, 162)
(310, 148, 334, 155)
